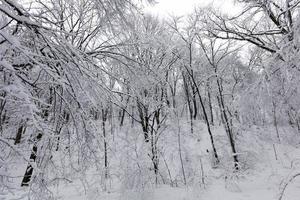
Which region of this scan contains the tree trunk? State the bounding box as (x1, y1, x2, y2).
(15, 123, 26, 145)
(216, 77, 239, 170)
(207, 82, 214, 126)
(21, 133, 42, 186)
(102, 108, 108, 179)
(184, 66, 220, 165)
(272, 101, 281, 142)
(177, 123, 186, 185)
(182, 73, 194, 134)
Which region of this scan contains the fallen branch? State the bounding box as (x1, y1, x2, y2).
(279, 173, 300, 200)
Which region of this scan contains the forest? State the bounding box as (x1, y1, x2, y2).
(0, 0, 300, 199)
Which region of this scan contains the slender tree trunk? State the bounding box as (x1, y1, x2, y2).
(102, 109, 108, 179)
(199, 157, 205, 187)
(150, 123, 158, 184)
(185, 66, 220, 165)
(217, 96, 224, 125)
(21, 133, 42, 186)
(119, 88, 130, 127)
(0, 96, 6, 133)
(131, 105, 135, 128)
(272, 101, 281, 142)
(55, 125, 63, 151)
(120, 108, 126, 127)
(109, 102, 114, 141)
(207, 82, 214, 126)
(15, 123, 26, 145)
(192, 86, 198, 120)
(150, 111, 163, 185)
(177, 123, 186, 185)
(182, 73, 194, 134)
(216, 77, 239, 170)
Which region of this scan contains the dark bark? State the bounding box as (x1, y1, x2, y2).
(184, 66, 220, 165)
(150, 111, 161, 184)
(137, 100, 150, 142)
(182, 73, 194, 134)
(102, 106, 109, 179)
(272, 101, 281, 142)
(21, 133, 42, 187)
(216, 76, 239, 170)
(119, 108, 126, 127)
(15, 124, 26, 145)
(207, 82, 214, 126)
(0, 96, 6, 133)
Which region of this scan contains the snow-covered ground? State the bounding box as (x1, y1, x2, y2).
(57, 128, 300, 200)
(2, 126, 300, 200)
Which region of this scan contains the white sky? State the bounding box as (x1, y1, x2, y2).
(144, 0, 249, 62)
(145, 0, 241, 17)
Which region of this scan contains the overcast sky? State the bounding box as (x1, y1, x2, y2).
(145, 0, 241, 17)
